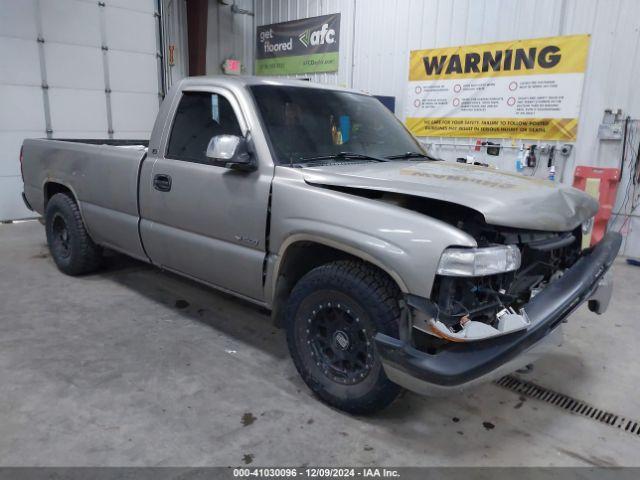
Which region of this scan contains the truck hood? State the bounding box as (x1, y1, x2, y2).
(302, 161, 599, 231)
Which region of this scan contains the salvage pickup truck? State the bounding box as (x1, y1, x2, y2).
(21, 76, 621, 414)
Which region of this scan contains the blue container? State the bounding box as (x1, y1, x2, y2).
(339, 115, 351, 143)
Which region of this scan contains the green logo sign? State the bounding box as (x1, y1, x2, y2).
(256, 14, 340, 75)
(298, 29, 310, 48)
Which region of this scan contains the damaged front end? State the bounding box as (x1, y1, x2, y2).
(375, 217, 621, 393)
(422, 225, 583, 343)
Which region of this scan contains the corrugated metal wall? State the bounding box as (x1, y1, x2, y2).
(206, 0, 255, 76)
(255, 0, 640, 256)
(162, 0, 254, 85)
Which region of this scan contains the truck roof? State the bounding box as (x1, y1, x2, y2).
(176, 75, 367, 96)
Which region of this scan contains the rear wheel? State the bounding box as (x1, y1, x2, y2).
(285, 260, 402, 414)
(45, 193, 102, 275)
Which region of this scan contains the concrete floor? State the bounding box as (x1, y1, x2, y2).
(1, 220, 639, 467)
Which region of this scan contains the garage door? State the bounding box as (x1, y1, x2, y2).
(0, 0, 161, 221)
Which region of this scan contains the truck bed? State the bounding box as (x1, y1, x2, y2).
(21, 138, 150, 260)
(46, 138, 149, 147)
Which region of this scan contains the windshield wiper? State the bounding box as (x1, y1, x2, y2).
(296, 151, 389, 164)
(385, 151, 440, 161)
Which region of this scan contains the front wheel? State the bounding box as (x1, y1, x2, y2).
(285, 260, 402, 414)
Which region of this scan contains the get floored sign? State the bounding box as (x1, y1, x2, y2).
(256, 14, 340, 75)
(405, 35, 590, 141)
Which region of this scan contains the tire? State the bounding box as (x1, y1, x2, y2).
(285, 260, 403, 414)
(45, 193, 102, 275)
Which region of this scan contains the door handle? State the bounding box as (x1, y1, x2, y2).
(153, 174, 172, 192)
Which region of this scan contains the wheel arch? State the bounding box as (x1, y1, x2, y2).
(269, 236, 408, 327)
(42, 180, 94, 238)
(43, 181, 75, 207)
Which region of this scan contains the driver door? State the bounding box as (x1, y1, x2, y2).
(139, 89, 272, 302)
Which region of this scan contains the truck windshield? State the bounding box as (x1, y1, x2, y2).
(249, 85, 425, 165)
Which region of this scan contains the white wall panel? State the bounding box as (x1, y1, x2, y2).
(0, 0, 38, 40)
(105, 6, 158, 54)
(0, 132, 41, 177)
(623, 217, 640, 258)
(48, 89, 108, 132)
(0, 0, 42, 221)
(106, 0, 156, 13)
(0, 37, 41, 86)
(109, 51, 158, 93)
(0, 0, 161, 220)
(105, 5, 160, 136)
(0, 177, 32, 221)
(113, 131, 155, 140)
(111, 92, 158, 132)
(47, 131, 115, 140)
(0, 85, 45, 131)
(44, 44, 104, 90)
(41, 0, 101, 47)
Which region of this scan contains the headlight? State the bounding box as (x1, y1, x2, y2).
(582, 217, 594, 234)
(437, 245, 521, 277)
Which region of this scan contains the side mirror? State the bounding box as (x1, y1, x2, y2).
(206, 134, 256, 171)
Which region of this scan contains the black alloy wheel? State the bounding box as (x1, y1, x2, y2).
(285, 260, 402, 414)
(306, 302, 375, 385)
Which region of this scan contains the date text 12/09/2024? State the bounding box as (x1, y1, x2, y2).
(233, 468, 400, 478)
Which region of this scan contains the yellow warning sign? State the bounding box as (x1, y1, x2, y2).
(405, 117, 578, 141)
(405, 35, 590, 140)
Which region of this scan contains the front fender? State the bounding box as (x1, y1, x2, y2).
(273, 231, 411, 296)
(268, 169, 477, 298)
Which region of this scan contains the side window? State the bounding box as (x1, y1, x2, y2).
(166, 92, 242, 164)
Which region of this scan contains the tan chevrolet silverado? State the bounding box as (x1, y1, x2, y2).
(20, 76, 620, 413)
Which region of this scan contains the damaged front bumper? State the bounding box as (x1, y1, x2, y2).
(374, 231, 622, 395)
